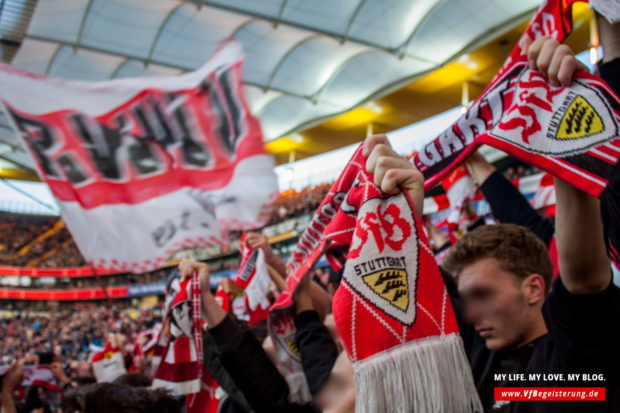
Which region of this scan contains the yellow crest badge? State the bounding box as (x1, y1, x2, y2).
(286, 339, 301, 357)
(343, 194, 419, 326)
(362, 269, 409, 312)
(556, 95, 604, 140)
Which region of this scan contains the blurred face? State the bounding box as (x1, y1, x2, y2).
(458, 257, 538, 351)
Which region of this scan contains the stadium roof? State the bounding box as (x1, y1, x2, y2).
(0, 0, 592, 180)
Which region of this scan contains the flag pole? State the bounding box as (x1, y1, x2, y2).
(90, 264, 111, 304)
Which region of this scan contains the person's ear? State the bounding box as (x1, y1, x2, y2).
(522, 273, 546, 305)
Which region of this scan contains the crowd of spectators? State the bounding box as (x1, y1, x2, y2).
(0, 215, 85, 268)
(0, 214, 55, 257)
(0, 301, 163, 363)
(269, 182, 331, 224)
(1, 30, 619, 412)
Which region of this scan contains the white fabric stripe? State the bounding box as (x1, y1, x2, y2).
(546, 156, 607, 187)
(590, 148, 618, 162)
(59, 155, 276, 271)
(0, 42, 244, 115)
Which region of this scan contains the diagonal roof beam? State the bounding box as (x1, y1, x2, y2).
(274, 0, 288, 28)
(74, 0, 95, 51)
(109, 57, 130, 79)
(255, 93, 285, 117)
(0, 154, 37, 173)
(397, 0, 446, 59)
(0, 136, 23, 152)
(311, 49, 377, 103)
(228, 17, 259, 38)
(44, 43, 63, 75)
(145, 2, 185, 67)
(197, 0, 393, 52)
(264, 34, 321, 92)
(342, 0, 367, 44)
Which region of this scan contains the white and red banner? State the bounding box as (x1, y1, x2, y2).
(423, 171, 556, 215)
(91, 342, 127, 382)
(0, 364, 63, 393)
(153, 272, 204, 396)
(0, 41, 277, 273)
(215, 233, 273, 326)
(152, 270, 221, 413)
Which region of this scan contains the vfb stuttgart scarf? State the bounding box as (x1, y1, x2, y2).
(270, 146, 482, 412)
(215, 233, 272, 326)
(410, 0, 620, 260)
(152, 271, 203, 395)
(151, 271, 221, 413)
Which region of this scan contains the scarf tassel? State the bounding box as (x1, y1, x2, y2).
(284, 371, 313, 404)
(353, 333, 482, 413)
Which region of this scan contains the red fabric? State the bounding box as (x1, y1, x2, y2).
(128, 342, 145, 373)
(214, 284, 231, 313)
(186, 373, 220, 413)
(152, 272, 204, 395)
(269, 145, 460, 379)
(215, 234, 272, 325)
(441, 165, 470, 191)
(412, 0, 620, 200)
(549, 235, 560, 278)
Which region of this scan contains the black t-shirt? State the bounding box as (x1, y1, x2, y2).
(458, 276, 620, 412)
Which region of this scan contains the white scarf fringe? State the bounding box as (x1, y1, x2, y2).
(354, 333, 482, 413)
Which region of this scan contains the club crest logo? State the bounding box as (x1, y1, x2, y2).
(271, 317, 302, 361)
(285, 337, 301, 358)
(362, 268, 410, 312)
(491, 68, 618, 156)
(344, 194, 418, 326)
(554, 94, 604, 140)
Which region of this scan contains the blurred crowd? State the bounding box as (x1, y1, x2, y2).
(0, 301, 163, 362)
(269, 182, 331, 224)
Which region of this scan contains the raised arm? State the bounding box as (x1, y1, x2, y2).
(554, 179, 611, 293)
(466, 151, 555, 245)
(245, 232, 288, 279)
(362, 134, 425, 217)
(522, 36, 613, 292)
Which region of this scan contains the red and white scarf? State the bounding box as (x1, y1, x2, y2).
(441, 165, 477, 228)
(21, 365, 63, 393)
(411, 0, 620, 259)
(215, 233, 272, 326)
(128, 341, 145, 373)
(270, 146, 481, 411)
(151, 272, 221, 412)
(152, 272, 203, 395)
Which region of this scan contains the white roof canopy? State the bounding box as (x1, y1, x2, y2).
(0, 0, 541, 173)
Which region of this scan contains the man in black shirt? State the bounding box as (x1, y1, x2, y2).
(362, 34, 620, 412)
(365, 139, 619, 413)
(443, 222, 619, 412)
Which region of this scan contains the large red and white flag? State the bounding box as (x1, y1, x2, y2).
(0, 41, 277, 272)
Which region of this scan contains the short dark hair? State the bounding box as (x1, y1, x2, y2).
(113, 373, 153, 388)
(442, 224, 553, 294)
(84, 383, 180, 413)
